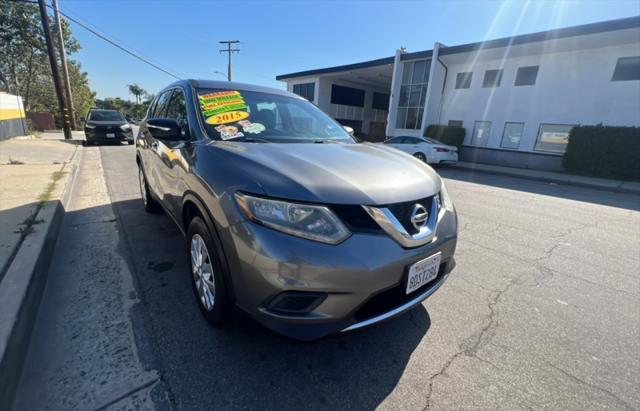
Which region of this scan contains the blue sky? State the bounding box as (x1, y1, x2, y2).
(59, 0, 640, 100)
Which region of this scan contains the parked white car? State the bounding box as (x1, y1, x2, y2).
(384, 136, 458, 165)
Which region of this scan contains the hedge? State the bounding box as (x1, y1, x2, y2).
(562, 125, 640, 180)
(424, 125, 465, 149)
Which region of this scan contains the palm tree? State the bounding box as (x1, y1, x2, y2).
(127, 84, 146, 105)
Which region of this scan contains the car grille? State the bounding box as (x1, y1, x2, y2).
(331, 204, 382, 234)
(353, 261, 447, 321)
(385, 195, 437, 235)
(331, 194, 439, 236)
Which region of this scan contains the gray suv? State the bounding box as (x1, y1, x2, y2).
(136, 80, 458, 340)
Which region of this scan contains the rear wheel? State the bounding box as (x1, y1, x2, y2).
(127, 140, 134, 145)
(413, 152, 426, 162)
(188, 216, 230, 326)
(138, 167, 161, 213)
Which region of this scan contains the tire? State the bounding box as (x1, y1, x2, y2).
(413, 152, 426, 162)
(127, 140, 134, 145)
(187, 216, 230, 326)
(138, 166, 161, 213)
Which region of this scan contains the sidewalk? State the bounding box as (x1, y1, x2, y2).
(446, 161, 640, 195)
(0, 132, 83, 407)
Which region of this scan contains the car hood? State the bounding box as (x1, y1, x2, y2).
(207, 142, 442, 205)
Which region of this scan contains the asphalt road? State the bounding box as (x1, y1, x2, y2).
(16, 143, 640, 410)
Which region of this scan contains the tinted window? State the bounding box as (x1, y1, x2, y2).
(88, 110, 125, 121)
(292, 83, 315, 101)
(612, 56, 640, 81)
(330, 85, 365, 107)
(164, 89, 190, 139)
(372, 92, 390, 110)
(515, 66, 539, 86)
(455, 72, 472, 89)
(152, 90, 173, 118)
(482, 69, 503, 88)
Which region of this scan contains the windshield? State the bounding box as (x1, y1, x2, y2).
(88, 110, 125, 121)
(196, 88, 354, 143)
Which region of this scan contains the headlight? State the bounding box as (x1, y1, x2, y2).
(85, 124, 96, 129)
(120, 124, 132, 131)
(234, 193, 351, 244)
(439, 181, 454, 212)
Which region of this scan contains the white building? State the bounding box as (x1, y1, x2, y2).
(277, 16, 640, 171)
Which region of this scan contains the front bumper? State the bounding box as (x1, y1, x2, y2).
(221, 205, 458, 341)
(85, 129, 133, 143)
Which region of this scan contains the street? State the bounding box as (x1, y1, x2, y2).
(14, 143, 640, 410)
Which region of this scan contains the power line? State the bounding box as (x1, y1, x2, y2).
(219, 40, 240, 82)
(9, 0, 182, 80)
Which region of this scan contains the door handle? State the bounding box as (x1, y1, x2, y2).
(151, 142, 159, 152)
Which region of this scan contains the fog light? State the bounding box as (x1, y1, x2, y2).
(267, 291, 327, 314)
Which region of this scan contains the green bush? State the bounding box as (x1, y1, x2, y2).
(424, 125, 465, 149)
(563, 125, 640, 180)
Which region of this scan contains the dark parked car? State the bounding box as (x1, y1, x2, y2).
(83, 109, 133, 145)
(136, 79, 458, 340)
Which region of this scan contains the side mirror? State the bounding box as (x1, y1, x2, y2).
(147, 118, 182, 140)
(342, 125, 355, 136)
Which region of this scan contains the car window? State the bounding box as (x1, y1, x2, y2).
(165, 88, 190, 139)
(87, 110, 125, 121)
(408, 137, 422, 144)
(196, 88, 353, 143)
(152, 90, 173, 119)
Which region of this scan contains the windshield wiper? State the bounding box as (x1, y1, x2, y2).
(226, 136, 270, 143)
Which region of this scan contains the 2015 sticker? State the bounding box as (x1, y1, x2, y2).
(205, 110, 249, 125)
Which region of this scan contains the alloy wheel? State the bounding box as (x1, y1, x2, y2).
(190, 234, 216, 311)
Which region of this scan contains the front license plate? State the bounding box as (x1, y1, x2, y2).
(106, 133, 115, 138)
(406, 252, 442, 294)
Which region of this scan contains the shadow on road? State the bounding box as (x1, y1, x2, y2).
(107, 198, 431, 409)
(439, 167, 640, 211)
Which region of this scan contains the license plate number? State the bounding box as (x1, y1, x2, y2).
(106, 133, 115, 138)
(406, 252, 441, 294)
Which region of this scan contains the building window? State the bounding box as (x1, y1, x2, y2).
(471, 121, 491, 146)
(501, 122, 524, 149)
(482, 69, 503, 88)
(372, 92, 390, 110)
(396, 59, 431, 129)
(331, 85, 365, 107)
(448, 120, 463, 127)
(292, 82, 315, 101)
(535, 123, 574, 153)
(455, 72, 472, 89)
(514, 66, 539, 86)
(612, 56, 640, 81)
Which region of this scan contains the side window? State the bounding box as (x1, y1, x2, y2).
(165, 89, 190, 138)
(409, 137, 422, 144)
(152, 90, 173, 119)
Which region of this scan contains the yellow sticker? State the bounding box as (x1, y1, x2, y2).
(205, 110, 249, 125)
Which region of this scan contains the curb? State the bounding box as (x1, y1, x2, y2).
(444, 164, 640, 195)
(0, 145, 83, 409)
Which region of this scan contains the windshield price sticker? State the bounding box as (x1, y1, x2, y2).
(205, 110, 249, 125)
(199, 90, 247, 117)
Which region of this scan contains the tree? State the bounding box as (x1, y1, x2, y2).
(0, 2, 95, 125)
(127, 83, 146, 105)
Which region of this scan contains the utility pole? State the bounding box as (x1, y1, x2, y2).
(38, 0, 72, 139)
(52, 0, 76, 130)
(218, 40, 239, 82)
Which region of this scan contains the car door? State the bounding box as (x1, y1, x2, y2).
(158, 87, 192, 218)
(387, 137, 408, 153)
(411, 137, 434, 162)
(140, 89, 173, 202)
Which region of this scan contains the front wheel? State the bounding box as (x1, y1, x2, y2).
(413, 152, 426, 162)
(188, 216, 230, 326)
